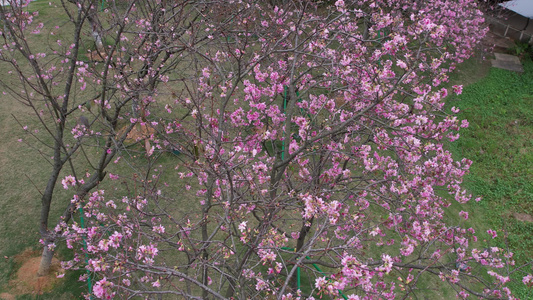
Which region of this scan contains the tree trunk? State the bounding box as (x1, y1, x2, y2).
(91, 22, 105, 53)
(288, 220, 312, 290)
(37, 242, 55, 277)
(70, 0, 105, 53)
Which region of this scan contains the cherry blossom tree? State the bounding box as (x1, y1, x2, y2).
(2, 0, 530, 299)
(0, 0, 171, 276)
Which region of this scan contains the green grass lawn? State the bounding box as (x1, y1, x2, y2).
(448, 57, 533, 299)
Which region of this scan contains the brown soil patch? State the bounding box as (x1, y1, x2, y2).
(513, 212, 533, 223)
(85, 49, 124, 62)
(6, 249, 64, 296)
(519, 148, 530, 155)
(116, 123, 157, 144)
(0, 293, 15, 300)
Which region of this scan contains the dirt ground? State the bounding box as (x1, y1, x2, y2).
(513, 212, 533, 223)
(0, 249, 64, 299)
